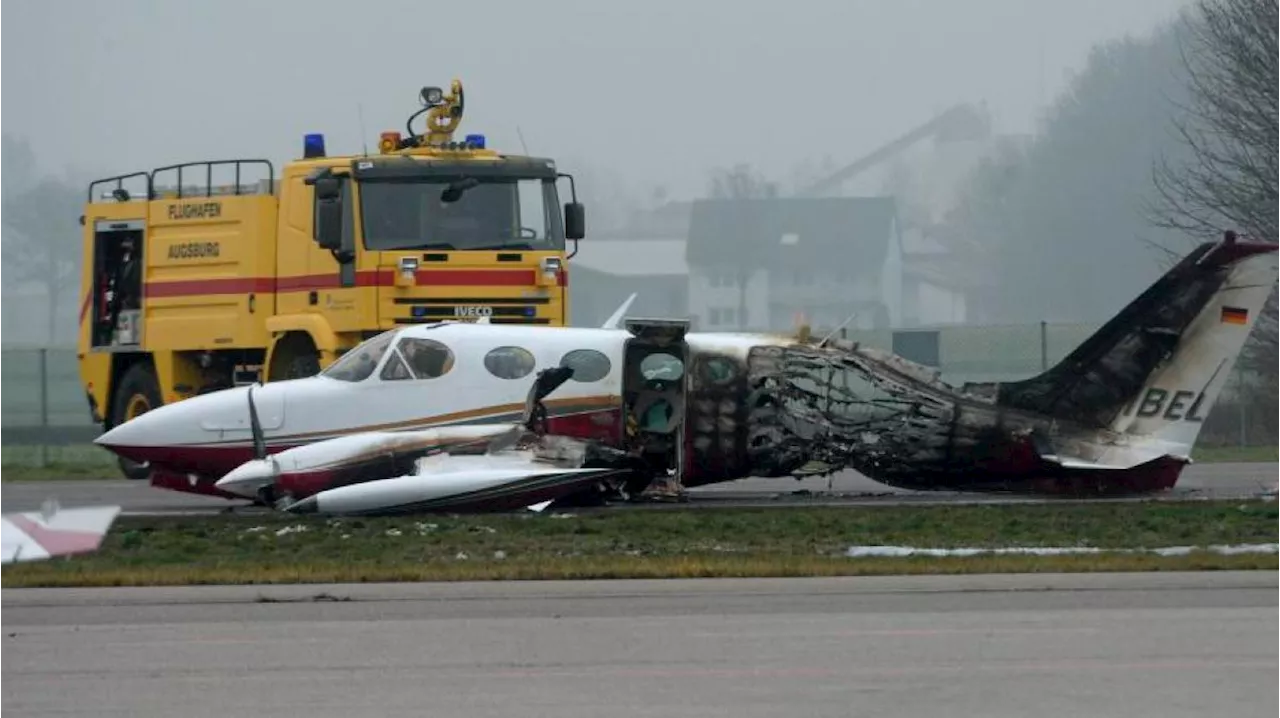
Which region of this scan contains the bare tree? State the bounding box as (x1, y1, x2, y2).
(1153, 0, 1279, 443)
(707, 164, 778, 329)
(1, 177, 81, 343)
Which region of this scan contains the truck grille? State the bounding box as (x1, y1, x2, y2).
(392, 297, 553, 325)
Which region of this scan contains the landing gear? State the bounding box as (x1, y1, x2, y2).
(255, 485, 278, 507)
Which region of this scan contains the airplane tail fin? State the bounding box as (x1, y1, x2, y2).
(995, 233, 1277, 458)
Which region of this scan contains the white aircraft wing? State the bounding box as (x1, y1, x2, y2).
(1, 503, 121, 564)
(286, 452, 624, 515)
(601, 293, 638, 329)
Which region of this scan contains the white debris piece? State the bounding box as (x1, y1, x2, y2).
(845, 544, 1279, 558)
(275, 525, 308, 536)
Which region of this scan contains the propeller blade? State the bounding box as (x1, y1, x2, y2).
(247, 384, 267, 461)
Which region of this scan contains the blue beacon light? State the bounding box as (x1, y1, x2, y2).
(464, 134, 486, 149)
(303, 133, 326, 159)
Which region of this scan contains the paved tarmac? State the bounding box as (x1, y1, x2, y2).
(3, 572, 1276, 718)
(3, 462, 1276, 516)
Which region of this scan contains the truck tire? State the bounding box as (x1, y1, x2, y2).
(285, 352, 321, 380)
(110, 362, 163, 481)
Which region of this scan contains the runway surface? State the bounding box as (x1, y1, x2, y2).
(4, 572, 1276, 718)
(2, 462, 1276, 515)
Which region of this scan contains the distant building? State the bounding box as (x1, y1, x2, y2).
(599, 201, 694, 241)
(684, 197, 903, 332)
(566, 239, 688, 327)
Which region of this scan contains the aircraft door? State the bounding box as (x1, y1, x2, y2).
(619, 319, 689, 497)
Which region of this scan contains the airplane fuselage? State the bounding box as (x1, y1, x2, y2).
(94, 322, 1173, 502)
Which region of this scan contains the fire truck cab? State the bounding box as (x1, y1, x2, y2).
(78, 79, 585, 480)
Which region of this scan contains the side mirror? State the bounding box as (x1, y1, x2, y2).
(315, 198, 343, 251)
(314, 177, 341, 201)
(564, 202, 585, 240)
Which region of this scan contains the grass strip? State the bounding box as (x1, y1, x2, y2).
(3, 500, 1275, 588)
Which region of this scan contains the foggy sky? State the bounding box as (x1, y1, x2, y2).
(4, 0, 1190, 201)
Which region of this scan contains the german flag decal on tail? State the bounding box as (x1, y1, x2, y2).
(1220, 306, 1249, 325)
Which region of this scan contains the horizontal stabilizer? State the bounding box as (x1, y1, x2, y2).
(1031, 431, 1189, 471)
(1, 503, 121, 564)
(1039, 454, 1148, 471)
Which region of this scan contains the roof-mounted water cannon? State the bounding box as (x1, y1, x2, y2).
(388, 78, 484, 153)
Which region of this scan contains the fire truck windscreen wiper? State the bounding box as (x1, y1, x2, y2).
(439, 177, 480, 204)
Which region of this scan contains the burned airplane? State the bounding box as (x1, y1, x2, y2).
(94, 233, 1277, 513)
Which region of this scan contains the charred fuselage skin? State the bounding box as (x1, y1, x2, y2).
(679, 340, 1173, 496)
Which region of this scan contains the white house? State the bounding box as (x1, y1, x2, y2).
(566, 239, 689, 327)
(683, 197, 903, 332)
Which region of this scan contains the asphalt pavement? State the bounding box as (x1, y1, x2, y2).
(4, 572, 1276, 718)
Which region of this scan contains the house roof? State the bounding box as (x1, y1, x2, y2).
(570, 238, 688, 276)
(686, 197, 898, 270)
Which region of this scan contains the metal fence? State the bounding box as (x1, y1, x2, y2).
(2, 322, 1269, 463)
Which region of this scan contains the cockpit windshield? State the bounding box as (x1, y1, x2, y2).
(320, 331, 397, 382)
(360, 177, 564, 252)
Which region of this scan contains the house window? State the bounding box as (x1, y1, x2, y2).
(709, 307, 738, 326)
(707, 271, 737, 288)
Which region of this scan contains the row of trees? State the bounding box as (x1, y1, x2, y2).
(940, 0, 1276, 439)
(1, 135, 85, 345)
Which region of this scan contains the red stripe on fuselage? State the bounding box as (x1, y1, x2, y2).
(144, 269, 542, 298)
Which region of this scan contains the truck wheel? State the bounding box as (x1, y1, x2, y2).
(285, 352, 321, 380)
(110, 363, 163, 481)
(269, 334, 321, 381)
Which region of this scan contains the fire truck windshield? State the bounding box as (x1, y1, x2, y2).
(359, 177, 564, 252)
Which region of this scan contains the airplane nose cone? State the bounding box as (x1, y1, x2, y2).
(95, 413, 157, 449)
(215, 458, 278, 499)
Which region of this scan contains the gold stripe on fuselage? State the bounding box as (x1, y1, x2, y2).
(190, 396, 620, 447)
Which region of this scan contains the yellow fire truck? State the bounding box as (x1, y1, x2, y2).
(78, 79, 585, 479)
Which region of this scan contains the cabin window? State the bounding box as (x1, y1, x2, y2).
(395, 338, 455, 379)
(484, 346, 536, 380)
(640, 352, 684, 381)
(321, 331, 396, 382)
(559, 348, 611, 383)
